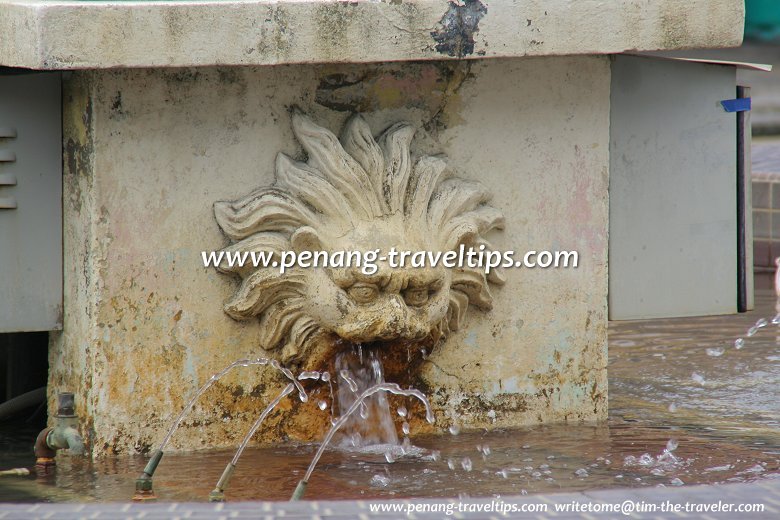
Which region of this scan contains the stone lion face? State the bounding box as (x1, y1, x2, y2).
(213, 109, 504, 365)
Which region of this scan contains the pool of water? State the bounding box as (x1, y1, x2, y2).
(2, 277, 779, 503)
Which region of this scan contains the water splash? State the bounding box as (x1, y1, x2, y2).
(339, 370, 359, 393)
(271, 360, 308, 402)
(369, 474, 390, 487)
(301, 382, 435, 484)
(334, 350, 398, 447)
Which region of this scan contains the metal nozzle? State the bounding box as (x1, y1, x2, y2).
(290, 480, 307, 501)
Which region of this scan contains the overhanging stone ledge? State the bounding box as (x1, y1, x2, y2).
(0, 0, 744, 70)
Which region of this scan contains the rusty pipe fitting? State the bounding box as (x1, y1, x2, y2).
(34, 428, 56, 469)
(33, 392, 85, 471)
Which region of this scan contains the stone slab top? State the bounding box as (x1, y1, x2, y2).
(0, 0, 744, 70)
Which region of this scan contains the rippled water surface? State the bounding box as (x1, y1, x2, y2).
(2, 278, 780, 502)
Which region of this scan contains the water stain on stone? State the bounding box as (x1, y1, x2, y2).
(430, 0, 487, 58)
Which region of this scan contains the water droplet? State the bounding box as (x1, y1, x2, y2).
(747, 326, 759, 337)
(297, 370, 320, 381)
(397, 406, 407, 418)
(735, 338, 745, 349)
(421, 348, 427, 359)
(666, 439, 678, 452)
(756, 318, 769, 328)
(359, 404, 369, 420)
(321, 371, 330, 382)
(522, 444, 531, 449)
(339, 370, 358, 392)
(369, 474, 390, 487)
(668, 403, 678, 412)
(546, 455, 555, 459)
(318, 400, 327, 411)
(639, 453, 654, 466)
(384, 451, 395, 463)
(430, 450, 441, 462)
(670, 477, 684, 486)
(706, 347, 724, 357)
(449, 424, 460, 436)
(461, 457, 473, 471)
(498, 469, 508, 479)
(447, 458, 455, 470)
(482, 445, 491, 456)
(531, 471, 541, 478)
(772, 314, 780, 325)
(402, 422, 410, 435)
(691, 372, 705, 385)
(574, 468, 589, 477)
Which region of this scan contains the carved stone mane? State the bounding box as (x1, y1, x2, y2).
(213, 109, 505, 363)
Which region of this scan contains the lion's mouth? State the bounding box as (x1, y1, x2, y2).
(322, 335, 435, 386)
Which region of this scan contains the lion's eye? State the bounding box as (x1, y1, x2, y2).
(347, 283, 379, 304)
(403, 288, 429, 307)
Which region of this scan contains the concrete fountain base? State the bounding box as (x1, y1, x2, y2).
(0, 0, 744, 455)
(51, 57, 610, 454)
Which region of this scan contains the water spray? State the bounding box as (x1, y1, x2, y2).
(132, 357, 305, 501)
(208, 384, 296, 502)
(290, 382, 435, 501)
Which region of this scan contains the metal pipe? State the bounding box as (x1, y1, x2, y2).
(291, 480, 307, 501)
(34, 392, 85, 470)
(208, 463, 236, 502)
(0, 387, 46, 420)
(133, 449, 164, 502)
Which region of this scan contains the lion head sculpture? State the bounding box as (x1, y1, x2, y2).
(213, 109, 505, 366)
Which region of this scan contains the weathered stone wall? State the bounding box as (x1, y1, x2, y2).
(51, 56, 609, 455)
(0, 0, 744, 69)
